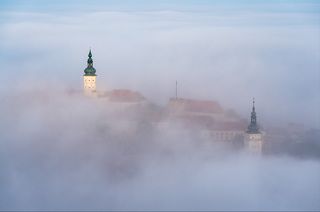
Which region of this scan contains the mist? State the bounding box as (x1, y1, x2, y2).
(0, 88, 319, 210)
(0, 1, 320, 210)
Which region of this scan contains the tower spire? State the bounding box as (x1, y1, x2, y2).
(247, 98, 259, 133)
(244, 98, 263, 155)
(84, 49, 96, 76)
(253, 97, 255, 112)
(83, 49, 97, 95)
(87, 49, 93, 66)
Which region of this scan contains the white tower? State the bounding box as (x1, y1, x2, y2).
(83, 50, 97, 96)
(244, 99, 263, 154)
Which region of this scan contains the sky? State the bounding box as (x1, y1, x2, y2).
(1, 0, 319, 11)
(1, 0, 319, 127)
(0, 0, 320, 210)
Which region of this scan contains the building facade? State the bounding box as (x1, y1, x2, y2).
(166, 98, 246, 143)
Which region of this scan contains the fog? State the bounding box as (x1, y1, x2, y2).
(0, 1, 320, 210)
(0, 88, 319, 210)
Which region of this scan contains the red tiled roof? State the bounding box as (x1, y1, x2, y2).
(168, 98, 223, 114)
(174, 114, 215, 126)
(109, 89, 145, 102)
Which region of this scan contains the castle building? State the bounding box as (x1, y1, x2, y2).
(79, 51, 264, 151)
(244, 99, 263, 154)
(83, 50, 97, 95)
(166, 97, 246, 142)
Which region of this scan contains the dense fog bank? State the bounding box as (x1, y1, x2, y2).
(0, 91, 319, 210)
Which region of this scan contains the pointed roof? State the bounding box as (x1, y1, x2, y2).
(247, 98, 260, 134)
(84, 49, 96, 76)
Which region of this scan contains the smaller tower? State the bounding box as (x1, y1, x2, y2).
(83, 50, 97, 96)
(244, 98, 263, 154)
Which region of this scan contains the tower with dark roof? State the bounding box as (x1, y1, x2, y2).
(247, 99, 259, 133)
(83, 50, 97, 95)
(244, 99, 263, 154)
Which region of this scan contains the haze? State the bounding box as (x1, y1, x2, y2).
(0, 0, 319, 210)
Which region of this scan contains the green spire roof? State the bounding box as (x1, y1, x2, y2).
(84, 49, 96, 76)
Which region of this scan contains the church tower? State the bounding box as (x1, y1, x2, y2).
(244, 99, 263, 154)
(83, 50, 97, 95)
